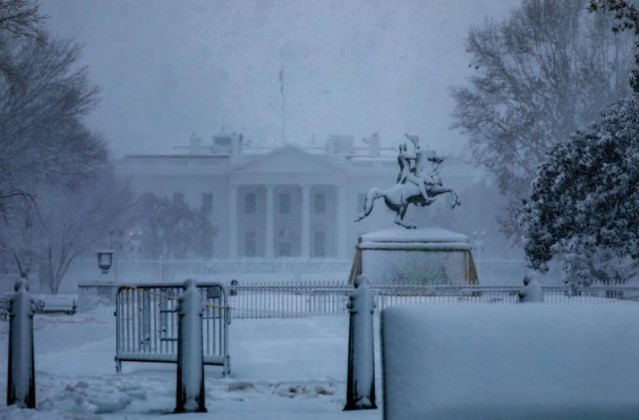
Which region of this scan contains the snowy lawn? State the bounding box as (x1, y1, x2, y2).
(0, 311, 382, 419)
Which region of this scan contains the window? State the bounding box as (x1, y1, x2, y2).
(357, 193, 366, 211)
(313, 192, 326, 214)
(245, 231, 256, 257)
(279, 192, 291, 214)
(173, 192, 184, 205)
(214, 136, 231, 146)
(202, 192, 213, 214)
(313, 230, 326, 257)
(279, 242, 291, 257)
(244, 193, 256, 214)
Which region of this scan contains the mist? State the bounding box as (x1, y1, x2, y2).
(41, 0, 517, 157)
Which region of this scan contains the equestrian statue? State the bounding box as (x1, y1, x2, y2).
(354, 134, 460, 229)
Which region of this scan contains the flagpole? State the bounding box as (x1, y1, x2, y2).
(280, 66, 286, 145)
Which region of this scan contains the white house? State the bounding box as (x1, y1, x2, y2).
(115, 133, 479, 266)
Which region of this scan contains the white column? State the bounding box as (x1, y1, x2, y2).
(265, 185, 274, 258)
(336, 185, 347, 258)
(301, 185, 310, 258)
(229, 184, 238, 258)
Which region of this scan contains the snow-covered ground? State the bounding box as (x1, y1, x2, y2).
(0, 311, 381, 419)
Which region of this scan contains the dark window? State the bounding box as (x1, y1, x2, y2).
(202, 192, 213, 214)
(279, 192, 291, 214)
(214, 136, 231, 146)
(314, 192, 326, 214)
(313, 230, 326, 257)
(245, 231, 256, 257)
(245, 193, 256, 214)
(279, 241, 291, 257)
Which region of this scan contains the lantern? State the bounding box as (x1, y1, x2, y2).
(97, 250, 114, 274)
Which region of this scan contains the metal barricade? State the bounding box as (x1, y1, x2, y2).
(114, 282, 230, 376)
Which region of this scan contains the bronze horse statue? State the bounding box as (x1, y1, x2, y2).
(354, 182, 460, 229)
(354, 134, 460, 229)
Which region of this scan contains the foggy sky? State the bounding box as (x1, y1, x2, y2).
(41, 0, 518, 158)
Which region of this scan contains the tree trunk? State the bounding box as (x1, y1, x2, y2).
(47, 247, 56, 294)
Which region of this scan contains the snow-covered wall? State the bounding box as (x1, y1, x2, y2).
(381, 304, 639, 419)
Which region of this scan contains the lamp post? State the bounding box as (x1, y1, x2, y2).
(97, 250, 114, 276)
(96, 229, 123, 283)
(109, 229, 124, 284)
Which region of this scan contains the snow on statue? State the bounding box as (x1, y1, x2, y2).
(355, 134, 460, 229)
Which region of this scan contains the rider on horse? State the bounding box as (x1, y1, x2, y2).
(398, 134, 439, 206)
(355, 133, 460, 229)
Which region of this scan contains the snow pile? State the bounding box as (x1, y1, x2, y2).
(382, 304, 639, 419)
(39, 378, 142, 415)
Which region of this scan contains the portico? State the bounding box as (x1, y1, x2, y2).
(228, 146, 348, 259)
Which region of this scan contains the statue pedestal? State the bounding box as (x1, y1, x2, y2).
(348, 228, 478, 285)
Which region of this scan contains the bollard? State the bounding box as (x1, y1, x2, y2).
(7, 277, 37, 409)
(344, 274, 377, 410)
(174, 279, 207, 413)
(518, 271, 544, 303)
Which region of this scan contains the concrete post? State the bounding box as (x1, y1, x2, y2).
(7, 277, 36, 409)
(174, 279, 207, 413)
(344, 275, 377, 411)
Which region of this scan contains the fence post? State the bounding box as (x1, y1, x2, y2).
(344, 275, 377, 411)
(518, 272, 544, 303)
(174, 279, 207, 413)
(7, 277, 37, 409)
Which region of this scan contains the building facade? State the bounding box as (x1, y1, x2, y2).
(116, 134, 479, 263)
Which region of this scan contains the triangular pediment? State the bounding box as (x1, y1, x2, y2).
(233, 145, 342, 174)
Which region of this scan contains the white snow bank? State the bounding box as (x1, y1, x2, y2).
(382, 304, 639, 420)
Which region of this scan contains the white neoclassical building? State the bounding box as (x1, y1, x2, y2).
(116, 133, 479, 265)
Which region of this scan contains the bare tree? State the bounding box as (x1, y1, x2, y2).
(36, 170, 132, 294)
(0, 0, 45, 86)
(451, 0, 635, 237)
(589, 1, 639, 92)
(131, 193, 214, 282)
(0, 195, 39, 278)
(0, 1, 115, 291)
(0, 35, 106, 216)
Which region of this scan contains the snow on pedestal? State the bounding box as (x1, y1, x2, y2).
(344, 275, 377, 411)
(174, 279, 207, 413)
(7, 277, 37, 409)
(518, 271, 544, 303)
(381, 304, 639, 420)
(355, 228, 477, 285)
